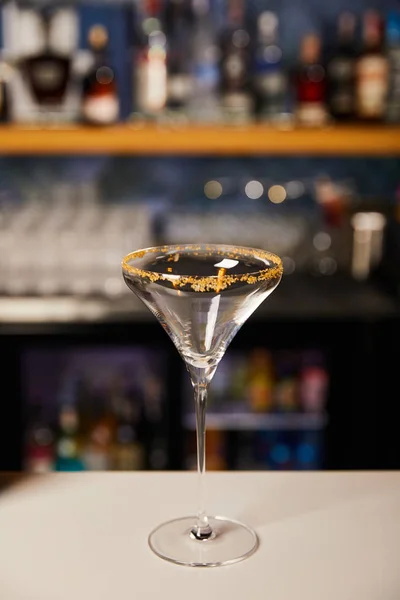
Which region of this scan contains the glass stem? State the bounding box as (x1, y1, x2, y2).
(191, 382, 213, 540)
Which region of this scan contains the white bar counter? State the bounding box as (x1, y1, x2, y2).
(0, 472, 399, 600)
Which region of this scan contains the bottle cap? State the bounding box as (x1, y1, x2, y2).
(300, 34, 321, 63)
(258, 11, 279, 34)
(338, 11, 356, 37)
(88, 25, 109, 50)
(363, 10, 383, 45)
(146, 0, 162, 16)
(59, 406, 78, 432)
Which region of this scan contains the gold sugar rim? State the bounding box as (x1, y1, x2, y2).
(122, 245, 283, 293)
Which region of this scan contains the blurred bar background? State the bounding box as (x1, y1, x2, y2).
(0, 0, 399, 474)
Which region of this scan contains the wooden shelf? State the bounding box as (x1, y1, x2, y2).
(0, 124, 399, 155)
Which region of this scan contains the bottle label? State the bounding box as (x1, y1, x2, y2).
(328, 57, 354, 82)
(223, 54, 246, 81)
(167, 74, 192, 102)
(27, 457, 54, 474)
(387, 48, 400, 119)
(136, 56, 167, 113)
(83, 450, 110, 471)
(57, 438, 76, 459)
(31, 61, 64, 92)
(255, 71, 286, 96)
(297, 102, 328, 126)
(193, 63, 219, 92)
(331, 92, 353, 113)
(388, 47, 400, 71)
(83, 95, 119, 124)
(223, 91, 253, 112)
(357, 56, 388, 116)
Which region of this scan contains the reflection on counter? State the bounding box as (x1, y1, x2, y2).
(22, 346, 168, 473)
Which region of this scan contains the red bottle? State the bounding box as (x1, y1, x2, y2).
(299, 366, 328, 413)
(295, 34, 328, 126)
(81, 25, 119, 125)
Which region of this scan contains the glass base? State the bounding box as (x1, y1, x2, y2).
(148, 516, 259, 567)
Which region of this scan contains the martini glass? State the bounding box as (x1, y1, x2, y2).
(122, 244, 282, 567)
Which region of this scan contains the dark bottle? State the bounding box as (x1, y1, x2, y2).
(135, 0, 167, 117)
(0, 68, 10, 123)
(356, 10, 388, 122)
(219, 0, 253, 123)
(55, 405, 85, 472)
(188, 0, 221, 122)
(252, 11, 287, 123)
(82, 416, 113, 471)
(386, 11, 400, 123)
(164, 0, 193, 115)
(21, 6, 71, 109)
(111, 398, 145, 471)
(294, 34, 328, 126)
(24, 401, 55, 473)
(327, 12, 357, 121)
(81, 25, 119, 125)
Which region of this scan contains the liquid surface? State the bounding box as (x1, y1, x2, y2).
(142, 252, 268, 277)
(123, 246, 282, 371)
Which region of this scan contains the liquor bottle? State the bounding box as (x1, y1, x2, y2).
(269, 435, 294, 470)
(219, 0, 253, 123)
(82, 415, 113, 471)
(82, 379, 124, 471)
(396, 185, 400, 223)
(299, 357, 328, 413)
(134, 0, 167, 118)
(206, 430, 227, 470)
(356, 10, 388, 122)
(274, 353, 298, 412)
(247, 348, 274, 413)
(188, 0, 221, 123)
(0, 68, 10, 123)
(55, 405, 85, 471)
(327, 12, 357, 121)
(21, 6, 71, 112)
(294, 34, 328, 126)
(112, 421, 145, 470)
(164, 0, 193, 117)
(254, 430, 273, 468)
(235, 432, 258, 469)
(229, 356, 247, 406)
(386, 11, 400, 123)
(24, 402, 55, 473)
(252, 11, 287, 122)
(314, 175, 347, 229)
(295, 431, 323, 470)
(81, 25, 119, 125)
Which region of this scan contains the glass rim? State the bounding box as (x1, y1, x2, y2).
(122, 244, 283, 293)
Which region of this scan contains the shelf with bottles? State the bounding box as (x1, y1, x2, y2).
(23, 345, 170, 473)
(183, 347, 329, 470)
(183, 348, 329, 429)
(0, 123, 399, 155)
(0, 2, 399, 142)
